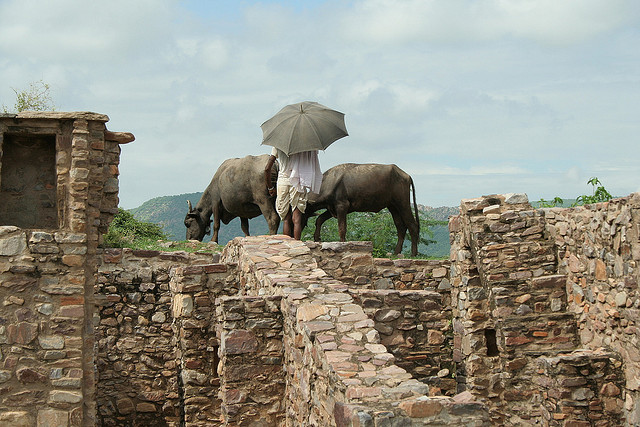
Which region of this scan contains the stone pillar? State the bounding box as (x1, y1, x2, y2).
(216, 295, 285, 426)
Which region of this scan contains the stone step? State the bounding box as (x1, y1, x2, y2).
(489, 274, 569, 319)
(497, 312, 580, 355)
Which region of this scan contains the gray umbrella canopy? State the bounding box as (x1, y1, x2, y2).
(260, 101, 348, 156)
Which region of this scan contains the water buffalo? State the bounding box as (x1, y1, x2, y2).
(185, 154, 280, 242)
(304, 163, 420, 256)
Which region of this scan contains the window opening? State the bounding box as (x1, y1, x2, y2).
(485, 328, 499, 357)
(0, 134, 57, 228)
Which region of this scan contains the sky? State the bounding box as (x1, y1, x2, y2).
(1, 0, 639, 209)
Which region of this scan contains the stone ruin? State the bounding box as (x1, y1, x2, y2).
(0, 112, 638, 426)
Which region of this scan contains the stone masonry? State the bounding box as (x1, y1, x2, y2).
(0, 112, 133, 426)
(450, 193, 635, 426)
(2, 111, 639, 426)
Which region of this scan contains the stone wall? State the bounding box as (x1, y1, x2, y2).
(91, 192, 640, 426)
(0, 112, 132, 427)
(543, 193, 640, 424)
(349, 289, 456, 396)
(2, 113, 637, 426)
(216, 295, 285, 425)
(220, 236, 489, 426)
(450, 192, 635, 426)
(95, 248, 239, 426)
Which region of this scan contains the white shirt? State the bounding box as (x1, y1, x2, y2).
(271, 147, 322, 194)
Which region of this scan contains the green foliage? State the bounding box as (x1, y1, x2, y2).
(573, 177, 612, 206)
(2, 80, 56, 113)
(302, 209, 446, 258)
(538, 177, 613, 209)
(537, 196, 563, 208)
(103, 208, 168, 248)
(103, 208, 220, 252)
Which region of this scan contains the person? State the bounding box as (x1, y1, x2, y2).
(264, 147, 322, 240)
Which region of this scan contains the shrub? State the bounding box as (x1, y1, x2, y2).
(103, 208, 167, 248)
(302, 209, 445, 258)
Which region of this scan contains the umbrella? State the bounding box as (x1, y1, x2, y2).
(260, 101, 348, 156)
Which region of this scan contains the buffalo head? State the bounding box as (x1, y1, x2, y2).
(184, 200, 211, 241)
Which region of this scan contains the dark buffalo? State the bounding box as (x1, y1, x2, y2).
(304, 163, 420, 256)
(185, 154, 279, 242)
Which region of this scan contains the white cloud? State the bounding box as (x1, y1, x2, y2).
(1, 0, 638, 209)
(340, 0, 639, 46)
(0, 0, 175, 61)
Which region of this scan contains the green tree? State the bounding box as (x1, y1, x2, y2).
(103, 208, 167, 248)
(2, 80, 56, 113)
(302, 209, 446, 258)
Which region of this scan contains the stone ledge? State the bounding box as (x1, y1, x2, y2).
(12, 111, 109, 121)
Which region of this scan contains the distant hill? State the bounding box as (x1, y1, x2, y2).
(129, 192, 272, 245)
(129, 194, 461, 257)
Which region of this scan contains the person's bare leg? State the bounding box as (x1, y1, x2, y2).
(282, 209, 294, 237)
(292, 208, 303, 240)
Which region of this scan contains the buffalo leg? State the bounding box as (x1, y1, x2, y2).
(240, 217, 250, 236)
(259, 203, 280, 235)
(314, 210, 333, 242)
(389, 209, 407, 255)
(211, 208, 221, 243)
(398, 207, 420, 256)
(407, 221, 419, 256)
(337, 210, 348, 242)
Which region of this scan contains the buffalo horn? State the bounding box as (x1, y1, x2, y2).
(187, 200, 193, 212)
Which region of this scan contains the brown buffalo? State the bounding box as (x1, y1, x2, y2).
(304, 163, 420, 256)
(185, 154, 279, 242)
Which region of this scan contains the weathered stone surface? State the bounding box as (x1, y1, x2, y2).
(172, 294, 193, 317)
(116, 397, 135, 415)
(296, 303, 328, 322)
(0, 231, 27, 255)
(7, 322, 38, 344)
(0, 411, 33, 427)
(374, 309, 401, 322)
(37, 409, 69, 427)
(16, 368, 47, 384)
(49, 390, 83, 404)
(399, 398, 444, 417)
(222, 330, 258, 355)
(39, 335, 65, 349)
